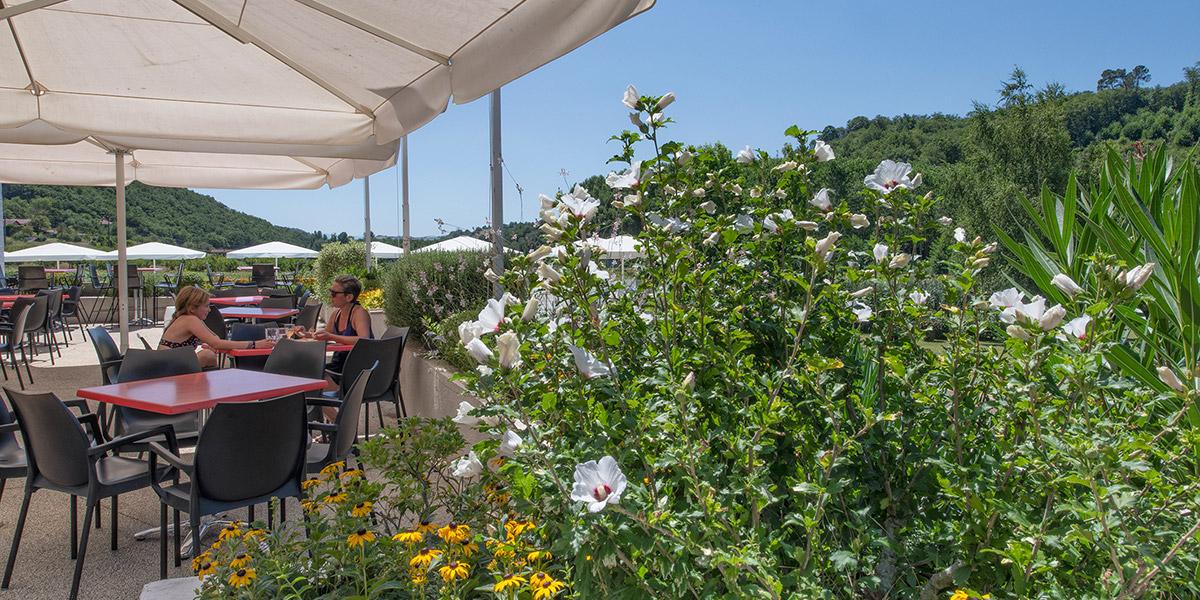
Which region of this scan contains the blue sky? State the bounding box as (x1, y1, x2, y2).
(202, 0, 1200, 239)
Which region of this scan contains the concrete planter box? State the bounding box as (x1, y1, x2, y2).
(400, 338, 487, 443)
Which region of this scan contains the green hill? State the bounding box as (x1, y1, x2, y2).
(0, 182, 323, 252)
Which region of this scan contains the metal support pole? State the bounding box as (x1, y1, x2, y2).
(114, 151, 130, 351)
(401, 136, 410, 254)
(489, 89, 504, 298)
(363, 175, 372, 272)
(0, 182, 6, 282)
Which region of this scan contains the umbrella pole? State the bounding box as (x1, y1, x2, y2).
(114, 151, 130, 351)
(0, 182, 6, 282)
(489, 89, 505, 298)
(401, 136, 410, 255)
(363, 175, 372, 272)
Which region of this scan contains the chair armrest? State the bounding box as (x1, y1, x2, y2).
(308, 421, 338, 433)
(0, 422, 18, 435)
(146, 441, 192, 473)
(63, 399, 93, 414)
(305, 398, 343, 408)
(88, 424, 177, 457)
(323, 368, 342, 379)
(99, 358, 123, 369)
(76, 412, 108, 445)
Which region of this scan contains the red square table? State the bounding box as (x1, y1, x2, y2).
(218, 306, 298, 320)
(217, 340, 354, 358)
(209, 295, 266, 307)
(77, 370, 327, 415)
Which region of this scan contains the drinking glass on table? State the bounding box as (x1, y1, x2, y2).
(266, 327, 283, 342)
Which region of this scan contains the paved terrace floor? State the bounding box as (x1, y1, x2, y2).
(0, 325, 408, 600)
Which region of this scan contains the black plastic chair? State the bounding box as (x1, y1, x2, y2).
(0, 397, 27, 506)
(256, 296, 295, 325)
(307, 363, 376, 475)
(61, 286, 88, 340)
(148, 393, 307, 576)
(327, 335, 407, 439)
(87, 265, 113, 324)
(16, 266, 47, 293)
(87, 327, 124, 431)
(263, 337, 327, 380)
(0, 300, 35, 389)
(251, 264, 276, 287)
(1, 388, 174, 600)
(202, 306, 228, 340)
(112, 349, 201, 451)
(295, 302, 321, 331)
(35, 289, 64, 359)
(206, 265, 227, 289)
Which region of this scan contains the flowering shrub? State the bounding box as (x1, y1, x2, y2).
(447, 86, 1200, 598)
(312, 240, 371, 303)
(196, 418, 569, 599)
(382, 250, 490, 334)
(358, 288, 385, 310)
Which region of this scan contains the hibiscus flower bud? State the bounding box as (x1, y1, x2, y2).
(797, 221, 819, 231)
(654, 91, 675, 111)
(682, 371, 696, 392)
(982, 242, 998, 254)
(692, 188, 706, 197)
(889, 253, 912, 269)
(497, 331, 521, 370)
(699, 200, 717, 214)
(624, 193, 642, 207)
(1157, 366, 1187, 392)
(1038, 304, 1066, 330)
(528, 245, 552, 262)
(813, 140, 836, 162)
(873, 243, 889, 264)
(1123, 263, 1155, 290)
(1051, 273, 1083, 297)
(815, 232, 842, 261)
(971, 257, 991, 269)
(1006, 325, 1031, 341)
(484, 268, 500, 283)
(736, 146, 755, 164)
(522, 296, 540, 322)
(702, 231, 720, 246)
(849, 286, 874, 299)
(537, 263, 562, 285)
(622, 84, 639, 110)
(539, 223, 563, 240)
(465, 339, 494, 364)
(773, 161, 798, 172)
(850, 213, 870, 229)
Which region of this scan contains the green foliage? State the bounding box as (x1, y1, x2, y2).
(312, 241, 369, 304)
(428, 309, 480, 373)
(381, 251, 490, 334)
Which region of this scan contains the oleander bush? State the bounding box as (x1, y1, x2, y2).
(382, 251, 490, 334)
(313, 241, 372, 303)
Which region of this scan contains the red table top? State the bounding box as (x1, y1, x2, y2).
(0, 293, 67, 303)
(218, 340, 354, 357)
(77, 369, 327, 415)
(219, 307, 298, 319)
(209, 295, 266, 306)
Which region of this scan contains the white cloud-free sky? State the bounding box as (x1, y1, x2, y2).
(201, 0, 1200, 238)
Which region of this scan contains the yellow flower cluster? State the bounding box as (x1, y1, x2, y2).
(358, 288, 385, 310)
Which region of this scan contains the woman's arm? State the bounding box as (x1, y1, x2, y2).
(187, 316, 263, 350)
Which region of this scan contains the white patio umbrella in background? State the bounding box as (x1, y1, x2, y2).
(101, 242, 206, 266)
(228, 241, 318, 268)
(369, 240, 406, 260)
(414, 235, 495, 253)
(2, 241, 107, 262)
(0, 0, 656, 348)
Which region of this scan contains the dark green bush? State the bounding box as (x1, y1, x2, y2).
(428, 308, 479, 373)
(312, 241, 372, 303)
(381, 250, 490, 334)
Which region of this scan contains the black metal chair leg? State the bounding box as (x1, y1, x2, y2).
(7, 348, 22, 391)
(247, 504, 255, 524)
(0, 479, 6, 506)
(68, 499, 97, 600)
(1, 485, 33, 589)
(375, 401, 384, 435)
(159, 502, 167, 579)
(70, 495, 78, 559)
(173, 509, 181, 568)
(280, 498, 287, 524)
(189, 513, 202, 559)
(110, 495, 118, 551)
(20, 346, 32, 385)
(267, 502, 274, 529)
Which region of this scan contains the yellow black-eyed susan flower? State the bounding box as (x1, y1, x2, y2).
(324, 490, 348, 504)
(392, 530, 423, 545)
(409, 548, 442, 569)
(347, 529, 376, 548)
(410, 571, 428, 586)
(350, 501, 373, 517)
(301, 499, 319, 513)
(319, 461, 345, 479)
(530, 572, 553, 589)
(194, 561, 216, 578)
(340, 469, 365, 481)
(229, 553, 252, 569)
(504, 519, 535, 539)
(533, 578, 566, 600)
(416, 521, 437, 534)
(459, 540, 479, 557)
(437, 523, 470, 544)
(438, 561, 469, 583)
(191, 551, 211, 572)
(218, 523, 242, 542)
(300, 477, 321, 491)
(494, 574, 526, 593)
(228, 568, 256, 587)
(243, 528, 267, 541)
(527, 549, 552, 563)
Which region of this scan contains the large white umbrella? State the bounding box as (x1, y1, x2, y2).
(101, 242, 205, 261)
(227, 241, 318, 260)
(3, 241, 107, 262)
(0, 0, 655, 347)
(581, 235, 643, 260)
(369, 240, 406, 259)
(414, 235, 494, 253)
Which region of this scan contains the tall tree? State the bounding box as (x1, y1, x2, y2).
(1123, 64, 1151, 89)
(1097, 68, 1127, 90)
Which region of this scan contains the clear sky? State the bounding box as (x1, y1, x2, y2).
(201, 0, 1200, 239)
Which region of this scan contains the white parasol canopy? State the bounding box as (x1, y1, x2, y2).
(0, 0, 656, 156)
(227, 241, 318, 259)
(369, 240, 406, 259)
(3, 241, 107, 262)
(414, 235, 494, 253)
(100, 242, 205, 261)
(579, 235, 643, 259)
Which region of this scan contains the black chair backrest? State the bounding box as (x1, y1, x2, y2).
(231, 285, 261, 296)
(212, 287, 242, 298)
(194, 393, 306, 502)
(291, 284, 307, 302)
(88, 264, 105, 288)
(0, 395, 22, 458)
(22, 295, 48, 333)
(38, 289, 62, 323)
(295, 303, 321, 331)
(72, 264, 85, 287)
(88, 327, 123, 385)
(263, 338, 326, 380)
(124, 264, 142, 288)
(206, 266, 220, 286)
(331, 364, 377, 459)
(4, 388, 90, 488)
(63, 285, 82, 308)
(229, 323, 266, 341)
(260, 296, 294, 310)
(115, 347, 201, 383)
(202, 306, 228, 339)
(382, 325, 409, 340)
(296, 290, 312, 308)
(251, 265, 275, 286)
(17, 266, 47, 290)
(339, 336, 403, 399)
(6, 301, 33, 343)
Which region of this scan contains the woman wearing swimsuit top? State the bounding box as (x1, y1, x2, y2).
(158, 286, 274, 369)
(314, 275, 373, 420)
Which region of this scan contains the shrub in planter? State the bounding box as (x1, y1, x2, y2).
(313, 241, 371, 303)
(382, 251, 490, 334)
(446, 88, 1200, 598)
(428, 309, 481, 373)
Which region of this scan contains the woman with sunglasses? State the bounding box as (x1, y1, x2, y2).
(314, 275, 373, 397)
